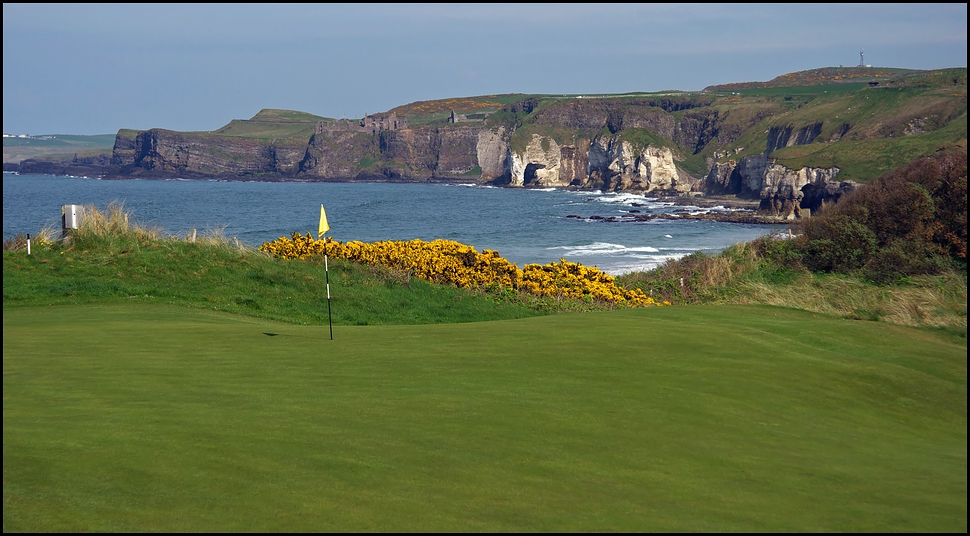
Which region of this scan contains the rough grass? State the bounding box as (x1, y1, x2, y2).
(204, 109, 330, 140)
(617, 241, 968, 336)
(209, 119, 318, 140)
(726, 272, 967, 332)
(249, 109, 329, 123)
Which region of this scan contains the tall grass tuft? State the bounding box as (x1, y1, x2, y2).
(78, 202, 161, 240)
(66, 202, 163, 252)
(618, 237, 967, 332)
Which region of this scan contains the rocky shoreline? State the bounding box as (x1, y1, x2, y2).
(567, 210, 789, 225)
(559, 191, 790, 224)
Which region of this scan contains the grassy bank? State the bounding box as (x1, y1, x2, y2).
(2, 231, 546, 327)
(4, 303, 966, 531)
(2, 204, 632, 325)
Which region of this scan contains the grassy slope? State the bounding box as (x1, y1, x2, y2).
(772, 113, 968, 181)
(708, 86, 966, 181)
(3, 303, 965, 531)
(2, 241, 546, 326)
(704, 66, 923, 92)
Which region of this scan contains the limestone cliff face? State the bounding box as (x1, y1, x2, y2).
(705, 154, 852, 218)
(586, 135, 687, 193)
(475, 128, 689, 192)
(476, 127, 509, 182)
(509, 134, 564, 187)
(705, 119, 851, 217)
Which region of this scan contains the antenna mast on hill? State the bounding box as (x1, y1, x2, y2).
(859, 49, 865, 67)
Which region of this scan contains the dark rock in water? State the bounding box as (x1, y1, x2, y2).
(631, 202, 647, 207)
(566, 214, 582, 219)
(628, 209, 641, 213)
(581, 209, 782, 224)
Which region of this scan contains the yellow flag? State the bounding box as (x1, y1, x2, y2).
(318, 204, 330, 237)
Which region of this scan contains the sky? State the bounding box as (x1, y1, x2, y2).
(3, 3, 967, 135)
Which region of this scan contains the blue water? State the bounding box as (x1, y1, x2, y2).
(3, 172, 784, 274)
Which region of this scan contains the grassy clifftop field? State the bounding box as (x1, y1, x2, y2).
(2, 134, 116, 164)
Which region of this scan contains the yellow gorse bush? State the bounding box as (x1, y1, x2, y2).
(259, 233, 662, 307)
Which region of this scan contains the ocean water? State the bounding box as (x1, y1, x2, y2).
(3, 173, 785, 274)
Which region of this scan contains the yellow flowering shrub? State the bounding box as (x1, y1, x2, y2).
(259, 233, 662, 307)
(520, 259, 655, 306)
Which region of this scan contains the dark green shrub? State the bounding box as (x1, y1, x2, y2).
(753, 235, 804, 270)
(801, 215, 878, 273)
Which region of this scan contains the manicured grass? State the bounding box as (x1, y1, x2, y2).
(3, 303, 966, 531)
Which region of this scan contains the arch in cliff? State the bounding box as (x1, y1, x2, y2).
(523, 163, 545, 185)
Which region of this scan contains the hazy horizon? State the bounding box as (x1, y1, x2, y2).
(3, 3, 967, 135)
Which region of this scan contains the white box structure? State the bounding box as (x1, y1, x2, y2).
(62, 204, 82, 237)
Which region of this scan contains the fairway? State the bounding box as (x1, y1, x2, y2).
(3, 304, 966, 531)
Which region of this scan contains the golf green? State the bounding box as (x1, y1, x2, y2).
(3, 304, 966, 531)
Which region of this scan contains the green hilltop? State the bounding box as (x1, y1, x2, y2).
(208, 108, 332, 141)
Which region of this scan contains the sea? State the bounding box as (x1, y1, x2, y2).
(2, 172, 786, 275)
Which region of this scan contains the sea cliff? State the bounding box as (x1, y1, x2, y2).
(7, 67, 965, 218)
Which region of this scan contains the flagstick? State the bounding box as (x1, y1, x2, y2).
(325, 238, 333, 340)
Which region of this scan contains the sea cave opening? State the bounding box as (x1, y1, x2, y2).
(524, 163, 545, 185)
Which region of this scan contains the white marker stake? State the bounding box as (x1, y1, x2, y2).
(325, 245, 333, 341)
